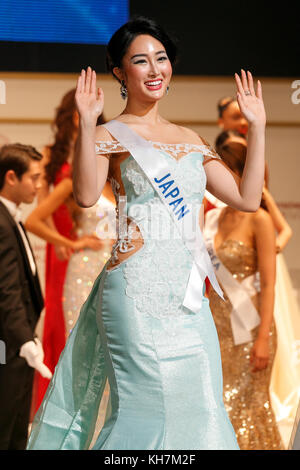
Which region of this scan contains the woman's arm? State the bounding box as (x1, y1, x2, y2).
(73, 67, 109, 207)
(25, 178, 75, 248)
(25, 178, 103, 251)
(250, 208, 277, 372)
(262, 186, 293, 252)
(205, 71, 266, 212)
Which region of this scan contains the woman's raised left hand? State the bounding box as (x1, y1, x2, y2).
(235, 69, 266, 127)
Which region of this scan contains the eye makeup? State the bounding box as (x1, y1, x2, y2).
(130, 50, 168, 65)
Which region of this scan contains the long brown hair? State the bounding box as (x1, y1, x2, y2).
(45, 89, 77, 184)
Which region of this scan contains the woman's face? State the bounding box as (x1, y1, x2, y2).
(114, 34, 172, 103)
(218, 101, 248, 136)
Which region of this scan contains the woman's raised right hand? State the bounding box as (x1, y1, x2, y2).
(75, 66, 104, 125)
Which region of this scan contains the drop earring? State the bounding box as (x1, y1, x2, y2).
(120, 80, 127, 100)
(166, 85, 170, 95)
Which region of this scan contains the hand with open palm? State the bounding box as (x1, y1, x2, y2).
(75, 66, 104, 125)
(235, 70, 266, 127)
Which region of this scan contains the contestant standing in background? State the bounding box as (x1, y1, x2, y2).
(213, 125, 299, 446)
(214, 129, 292, 251)
(204, 131, 284, 450)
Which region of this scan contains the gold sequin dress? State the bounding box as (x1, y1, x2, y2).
(208, 239, 284, 450)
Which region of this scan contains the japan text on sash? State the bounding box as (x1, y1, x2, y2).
(102, 119, 224, 313)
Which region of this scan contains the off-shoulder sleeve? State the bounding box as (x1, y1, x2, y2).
(95, 141, 128, 157)
(199, 137, 222, 165)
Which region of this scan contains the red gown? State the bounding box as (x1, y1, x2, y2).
(33, 162, 75, 412)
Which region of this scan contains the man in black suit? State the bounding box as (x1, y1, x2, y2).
(0, 143, 52, 450)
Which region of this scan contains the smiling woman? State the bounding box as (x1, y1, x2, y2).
(105, 16, 176, 104)
(112, 33, 172, 103)
(27, 16, 266, 451)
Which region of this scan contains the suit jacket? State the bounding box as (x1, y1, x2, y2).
(0, 201, 44, 363)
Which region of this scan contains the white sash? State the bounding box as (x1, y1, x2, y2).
(204, 208, 261, 345)
(103, 119, 224, 314)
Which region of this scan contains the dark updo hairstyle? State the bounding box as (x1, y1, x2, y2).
(106, 16, 178, 83)
(217, 96, 237, 118)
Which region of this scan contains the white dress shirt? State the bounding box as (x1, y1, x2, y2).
(0, 196, 36, 275)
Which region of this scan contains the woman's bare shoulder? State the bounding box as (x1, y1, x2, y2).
(252, 207, 274, 230)
(95, 124, 117, 142)
(174, 125, 206, 145)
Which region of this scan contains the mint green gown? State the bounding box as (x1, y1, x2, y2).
(27, 138, 239, 450)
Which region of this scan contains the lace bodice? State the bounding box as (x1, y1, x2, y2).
(95, 137, 221, 271)
(94, 137, 221, 326)
(95, 140, 221, 161)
